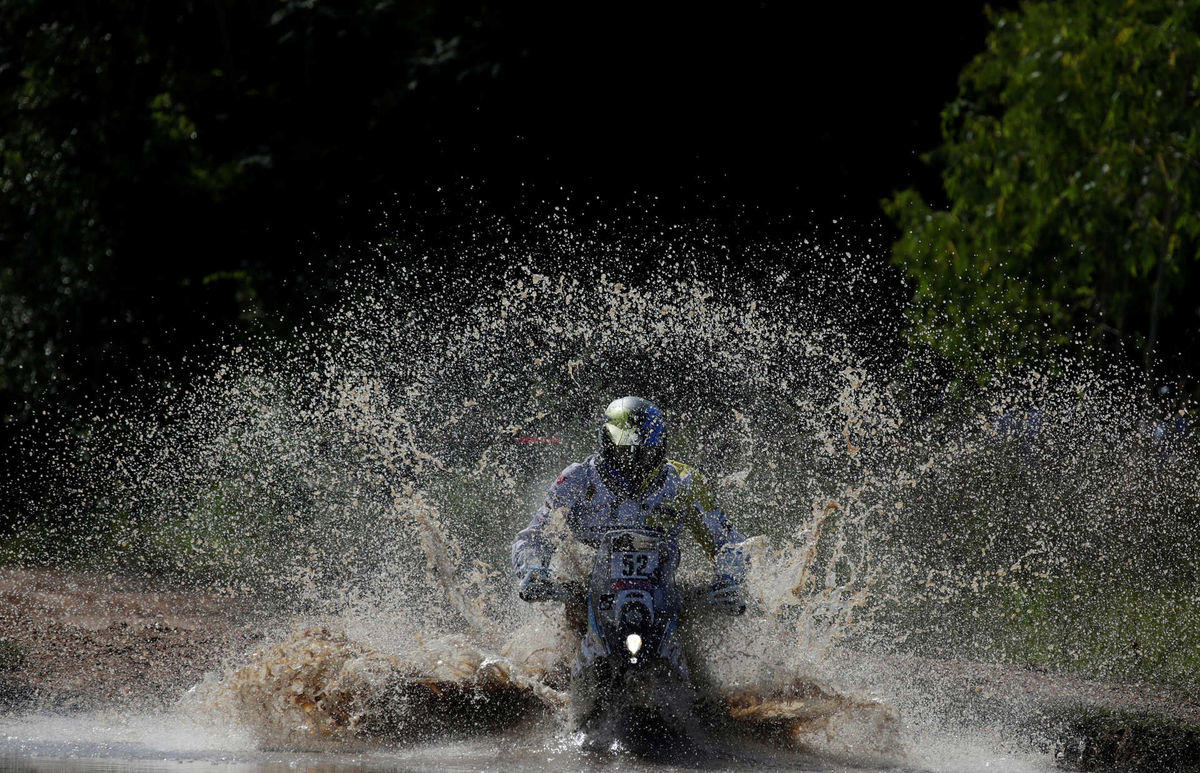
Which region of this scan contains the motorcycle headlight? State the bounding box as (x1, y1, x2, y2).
(625, 633, 642, 655)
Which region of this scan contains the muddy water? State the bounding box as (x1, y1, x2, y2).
(6, 246, 1198, 769)
(1, 712, 1054, 771)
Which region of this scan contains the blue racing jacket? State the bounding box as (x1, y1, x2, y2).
(512, 454, 748, 579)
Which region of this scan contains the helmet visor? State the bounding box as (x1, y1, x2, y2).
(604, 421, 649, 447)
(603, 444, 665, 483)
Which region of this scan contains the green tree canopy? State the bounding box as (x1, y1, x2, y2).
(886, 0, 1200, 376)
(0, 0, 504, 429)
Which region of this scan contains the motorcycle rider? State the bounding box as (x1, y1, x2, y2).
(512, 396, 748, 617)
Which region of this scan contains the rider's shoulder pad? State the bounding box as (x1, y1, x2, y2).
(551, 461, 588, 491)
(665, 458, 697, 485)
(665, 459, 717, 509)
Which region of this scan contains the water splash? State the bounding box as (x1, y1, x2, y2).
(13, 235, 1199, 763)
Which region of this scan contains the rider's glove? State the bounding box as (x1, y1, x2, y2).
(518, 567, 555, 602)
(707, 575, 746, 616)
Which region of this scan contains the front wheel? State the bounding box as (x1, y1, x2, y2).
(570, 655, 693, 730)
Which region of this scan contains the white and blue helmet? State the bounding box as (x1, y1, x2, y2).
(598, 396, 667, 483)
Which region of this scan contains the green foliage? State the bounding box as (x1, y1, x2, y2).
(886, 0, 1200, 374)
(0, 0, 503, 425)
(1053, 706, 1200, 771)
(0, 1, 512, 526)
(996, 582, 1200, 685)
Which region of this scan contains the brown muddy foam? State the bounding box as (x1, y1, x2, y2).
(213, 623, 903, 757)
(213, 626, 562, 750)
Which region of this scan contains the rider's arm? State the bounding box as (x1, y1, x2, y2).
(511, 463, 583, 577)
(674, 465, 749, 579)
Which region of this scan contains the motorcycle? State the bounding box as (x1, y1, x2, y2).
(521, 528, 745, 745)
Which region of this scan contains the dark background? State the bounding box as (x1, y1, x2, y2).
(0, 0, 1006, 512)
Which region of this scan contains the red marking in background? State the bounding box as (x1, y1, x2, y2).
(516, 436, 561, 445)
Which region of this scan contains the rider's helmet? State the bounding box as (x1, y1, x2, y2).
(598, 396, 666, 484)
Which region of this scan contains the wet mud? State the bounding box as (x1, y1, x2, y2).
(0, 568, 264, 712)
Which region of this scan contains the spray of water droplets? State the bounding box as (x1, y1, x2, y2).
(19, 239, 1200, 757)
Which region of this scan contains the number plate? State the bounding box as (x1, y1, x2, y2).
(611, 551, 658, 579)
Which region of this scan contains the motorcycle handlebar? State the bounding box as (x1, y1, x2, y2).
(681, 583, 746, 616)
(519, 579, 585, 604)
(524, 579, 744, 615)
